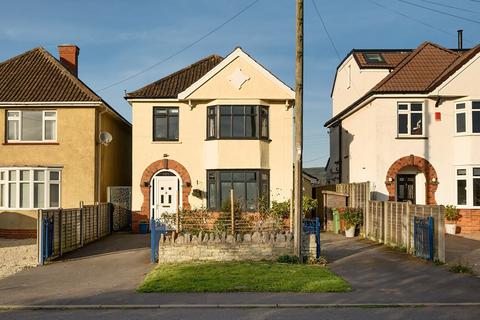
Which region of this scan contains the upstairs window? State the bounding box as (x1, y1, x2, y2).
(454, 101, 480, 135)
(7, 110, 57, 142)
(397, 103, 424, 136)
(207, 105, 269, 140)
(153, 107, 179, 141)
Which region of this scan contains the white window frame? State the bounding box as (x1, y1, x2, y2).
(6, 110, 57, 143)
(397, 102, 425, 137)
(454, 101, 480, 136)
(0, 167, 61, 210)
(455, 166, 480, 208)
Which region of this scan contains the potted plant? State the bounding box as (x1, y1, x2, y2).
(342, 208, 362, 238)
(445, 205, 461, 235)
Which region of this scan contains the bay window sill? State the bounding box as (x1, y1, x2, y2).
(395, 136, 428, 140)
(3, 142, 59, 145)
(151, 141, 182, 144)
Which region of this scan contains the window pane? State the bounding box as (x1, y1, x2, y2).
(20, 182, 30, 208)
(7, 119, 19, 140)
(398, 114, 408, 134)
(411, 113, 423, 135)
(457, 169, 467, 176)
(34, 170, 44, 181)
(154, 116, 167, 140)
(232, 116, 244, 137)
(456, 103, 466, 110)
(154, 108, 167, 115)
(220, 106, 231, 115)
(220, 115, 231, 137)
(398, 104, 408, 110)
(457, 179, 467, 205)
(9, 183, 16, 207)
(474, 178, 480, 206)
(220, 182, 231, 208)
(474, 168, 480, 176)
(208, 182, 216, 209)
(411, 103, 423, 112)
(233, 182, 245, 206)
(473, 102, 480, 109)
(261, 108, 269, 138)
(50, 171, 60, 181)
(246, 182, 258, 211)
(473, 111, 480, 133)
(456, 113, 466, 133)
(49, 184, 60, 207)
(169, 108, 178, 115)
(0, 184, 4, 207)
(232, 106, 244, 115)
(0, 172, 3, 180)
(34, 183, 45, 208)
(168, 116, 179, 140)
(20, 170, 30, 181)
(220, 172, 232, 181)
(9, 171, 16, 181)
(45, 111, 56, 117)
(233, 172, 244, 182)
(22, 111, 43, 141)
(245, 115, 257, 137)
(45, 120, 56, 140)
(208, 116, 216, 138)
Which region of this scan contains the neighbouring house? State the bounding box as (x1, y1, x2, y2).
(325, 39, 480, 235)
(302, 168, 325, 198)
(126, 47, 295, 232)
(0, 45, 132, 238)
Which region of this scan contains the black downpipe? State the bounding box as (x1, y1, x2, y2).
(338, 122, 342, 183)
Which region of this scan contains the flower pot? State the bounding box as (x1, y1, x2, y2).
(445, 223, 457, 235)
(345, 226, 356, 238)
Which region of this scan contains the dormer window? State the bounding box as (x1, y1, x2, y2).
(364, 52, 385, 64)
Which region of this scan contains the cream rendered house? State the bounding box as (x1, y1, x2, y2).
(325, 41, 480, 235)
(126, 48, 294, 232)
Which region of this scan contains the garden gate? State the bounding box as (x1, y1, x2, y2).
(413, 216, 434, 260)
(107, 186, 132, 231)
(303, 217, 321, 258)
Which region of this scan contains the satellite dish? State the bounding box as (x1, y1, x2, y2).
(99, 131, 113, 146)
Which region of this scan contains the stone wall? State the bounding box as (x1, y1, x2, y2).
(157, 231, 318, 263)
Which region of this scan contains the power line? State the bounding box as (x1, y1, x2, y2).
(419, 0, 480, 15)
(96, 0, 261, 92)
(304, 155, 330, 163)
(369, 0, 471, 44)
(311, 0, 341, 60)
(398, 0, 480, 25)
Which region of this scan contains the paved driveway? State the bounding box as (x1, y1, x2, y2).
(0, 232, 479, 306)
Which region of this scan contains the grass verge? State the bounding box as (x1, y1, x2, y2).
(138, 261, 351, 293)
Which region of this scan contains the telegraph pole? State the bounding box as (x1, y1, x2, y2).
(293, 0, 304, 260)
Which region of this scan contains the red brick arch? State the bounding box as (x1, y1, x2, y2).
(132, 159, 192, 232)
(385, 155, 438, 205)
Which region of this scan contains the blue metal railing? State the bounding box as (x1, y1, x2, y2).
(303, 217, 321, 259)
(150, 217, 168, 263)
(414, 216, 434, 261)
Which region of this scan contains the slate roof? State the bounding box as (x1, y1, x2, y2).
(126, 54, 224, 98)
(0, 47, 101, 102)
(325, 42, 480, 127)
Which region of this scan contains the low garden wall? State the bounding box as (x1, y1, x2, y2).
(157, 231, 318, 263)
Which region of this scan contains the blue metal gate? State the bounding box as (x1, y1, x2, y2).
(303, 217, 321, 258)
(39, 216, 54, 265)
(150, 217, 168, 262)
(414, 216, 434, 260)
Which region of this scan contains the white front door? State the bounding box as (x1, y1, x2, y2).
(152, 176, 179, 225)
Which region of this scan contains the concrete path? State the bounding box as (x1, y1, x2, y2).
(0, 232, 479, 307)
(445, 234, 480, 275)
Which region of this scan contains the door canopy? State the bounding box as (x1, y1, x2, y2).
(385, 155, 438, 205)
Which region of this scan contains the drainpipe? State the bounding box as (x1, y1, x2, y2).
(97, 105, 108, 202)
(338, 122, 343, 183)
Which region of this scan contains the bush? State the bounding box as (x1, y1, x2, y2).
(277, 254, 300, 264)
(445, 205, 461, 222)
(302, 196, 318, 217)
(341, 207, 363, 228)
(270, 200, 290, 219)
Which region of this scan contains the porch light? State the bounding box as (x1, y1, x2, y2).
(431, 177, 437, 183)
(388, 177, 394, 182)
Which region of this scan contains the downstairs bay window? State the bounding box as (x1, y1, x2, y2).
(0, 168, 61, 209)
(456, 167, 480, 207)
(207, 169, 269, 211)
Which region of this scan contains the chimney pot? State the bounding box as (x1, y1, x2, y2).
(58, 44, 80, 76)
(457, 30, 463, 50)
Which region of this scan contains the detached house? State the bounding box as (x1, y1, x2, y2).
(126, 48, 294, 231)
(0, 45, 131, 238)
(325, 41, 480, 234)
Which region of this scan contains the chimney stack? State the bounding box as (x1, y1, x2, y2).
(58, 44, 80, 77)
(457, 30, 463, 50)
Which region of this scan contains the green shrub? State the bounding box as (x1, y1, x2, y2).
(445, 205, 461, 222)
(270, 200, 291, 219)
(342, 207, 363, 228)
(277, 254, 300, 264)
(302, 196, 318, 217)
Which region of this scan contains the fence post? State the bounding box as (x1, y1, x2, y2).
(383, 201, 388, 244)
(437, 207, 446, 263)
(95, 202, 99, 240)
(175, 202, 180, 232)
(37, 210, 43, 265)
(59, 208, 63, 257)
(79, 201, 84, 247)
(406, 203, 411, 253)
(230, 189, 235, 235)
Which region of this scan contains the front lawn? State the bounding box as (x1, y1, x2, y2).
(138, 261, 351, 293)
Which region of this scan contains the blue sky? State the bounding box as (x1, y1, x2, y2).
(1, 0, 479, 167)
